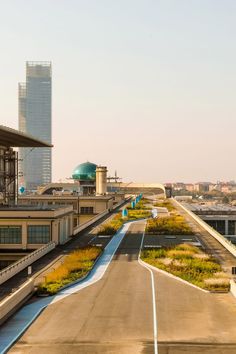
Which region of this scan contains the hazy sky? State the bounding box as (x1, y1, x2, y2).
(0, 0, 236, 183)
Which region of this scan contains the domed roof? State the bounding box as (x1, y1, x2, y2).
(72, 161, 97, 180)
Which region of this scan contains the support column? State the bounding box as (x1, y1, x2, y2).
(22, 222, 27, 249)
(225, 219, 229, 235)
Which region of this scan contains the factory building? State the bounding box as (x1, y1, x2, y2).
(0, 125, 73, 250)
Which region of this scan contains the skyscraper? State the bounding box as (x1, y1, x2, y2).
(18, 62, 52, 190)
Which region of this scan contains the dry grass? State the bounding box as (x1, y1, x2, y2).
(141, 243, 230, 292)
(97, 198, 151, 235)
(38, 246, 101, 295)
(146, 215, 193, 235)
(204, 277, 230, 290)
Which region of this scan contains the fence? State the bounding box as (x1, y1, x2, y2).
(0, 241, 56, 285)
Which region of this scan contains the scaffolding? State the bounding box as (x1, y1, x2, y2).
(0, 146, 18, 206)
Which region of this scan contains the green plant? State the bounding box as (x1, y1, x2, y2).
(141, 244, 229, 292)
(146, 215, 193, 235)
(153, 200, 176, 212)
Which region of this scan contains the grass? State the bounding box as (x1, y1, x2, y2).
(146, 215, 193, 235)
(37, 246, 101, 295)
(97, 198, 151, 235)
(141, 244, 230, 291)
(97, 213, 123, 235)
(128, 209, 151, 219)
(153, 200, 176, 212)
(127, 198, 151, 210)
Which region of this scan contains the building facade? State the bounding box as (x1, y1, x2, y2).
(18, 61, 52, 190)
(0, 205, 73, 250)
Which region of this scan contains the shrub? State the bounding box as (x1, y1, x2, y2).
(142, 248, 167, 259)
(204, 277, 230, 291)
(146, 215, 193, 235)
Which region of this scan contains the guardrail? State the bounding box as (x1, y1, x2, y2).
(0, 241, 56, 286)
(73, 210, 109, 235)
(0, 278, 34, 326)
(173, 198, 236, 258)
(73, 198, 130, 236)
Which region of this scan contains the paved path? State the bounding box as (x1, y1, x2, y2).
(7, 221, 156, 354)
(5, 219, 236, 354)
(155, 270, 236, 353)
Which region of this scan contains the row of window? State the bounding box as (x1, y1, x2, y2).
(80, 207, 94, 214)
(206, 220, 236, 235)
(0, 225, 50, 244)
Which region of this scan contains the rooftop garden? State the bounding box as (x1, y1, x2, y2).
(153, 200, 176, 212)
(97, 197, 151, 235)
(37, 246, 101, 295)
(141, 244, 230, 292)
(146, 214, 193, 235)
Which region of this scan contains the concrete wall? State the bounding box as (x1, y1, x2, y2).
(73, 210, 109, 235)
(78, 198, 113, 215)
(0, 242, 55, 285)
(73, 198, 127, 235)
(230, 279, 236, 299)
(173, 199, 236, 258)
(0, 278, 34, 325)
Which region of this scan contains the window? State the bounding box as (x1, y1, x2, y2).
(0, 226, 22, 244)
(206, 220, 225, 235)
(80, 207, 94, 214)
(27, 225, 50, 244)
(228, 221, 236, 235)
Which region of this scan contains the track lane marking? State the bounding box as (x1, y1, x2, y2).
(138, 225, 158, 354)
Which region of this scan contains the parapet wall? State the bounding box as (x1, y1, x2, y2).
(172, 198, 236, 258)
(0, 279, 34, 326)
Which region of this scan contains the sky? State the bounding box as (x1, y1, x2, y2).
(0, 0, 236, 183)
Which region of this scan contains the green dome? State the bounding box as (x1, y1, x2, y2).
(72, 162, 97, 181)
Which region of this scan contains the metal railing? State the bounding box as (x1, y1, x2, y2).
(0, 241, 56, 285)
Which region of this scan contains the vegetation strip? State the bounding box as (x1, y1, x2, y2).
(97, 198, 151, 235)
(37, 246, 101, 295)
(141, 244, 230, 291)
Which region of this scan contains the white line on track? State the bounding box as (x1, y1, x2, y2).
(138, 228, 158, 354)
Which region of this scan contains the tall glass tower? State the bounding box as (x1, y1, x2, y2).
(18, 62, 52, 190)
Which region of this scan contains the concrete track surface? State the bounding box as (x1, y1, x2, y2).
(9, 221, 236, 354)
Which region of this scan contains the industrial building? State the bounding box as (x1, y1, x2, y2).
(18, 61, 52, 190)
(18, 194, 114, 228)
(0, 125, 73, 250)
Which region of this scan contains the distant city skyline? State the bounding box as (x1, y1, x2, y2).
(1, 1, 236, 183)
